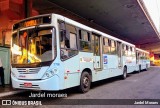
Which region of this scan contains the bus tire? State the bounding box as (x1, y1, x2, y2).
(138, 65, 141, 73)
(122, 66, 127, 79)
(145, 64, 148, 71)
(79, 72, 91, 93)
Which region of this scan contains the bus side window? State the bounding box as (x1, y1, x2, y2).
(64, 30, 70, 48)
(144, 53, 146, 59)
(79, 30, 91, 52)
(147, 54, 149, 60)
(143, 53, 145, 59)
(132, 47, 135, 57)
(138, 52, 140, 59)
(103, 38, 110, 54)
(123, 44, 128, 56)
(139, 52, 142, 59)
(59, 22, 78, 60)
(122, 44, 125, 55)
(128, 46, 131, 56)
(130, 47, 132, 52)
(126, 45, 129, 56)
(110, 40, 116, 54)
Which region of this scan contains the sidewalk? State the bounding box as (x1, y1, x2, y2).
(0, 85, 25, 98)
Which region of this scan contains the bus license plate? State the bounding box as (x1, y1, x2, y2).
(24, 83, 32, 87)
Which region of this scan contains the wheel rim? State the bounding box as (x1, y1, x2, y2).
(83, 76, 89, 88)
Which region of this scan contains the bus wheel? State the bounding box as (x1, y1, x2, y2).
(79, 72, 91, 93)
(122, 66, 127, 79)
(138, 65, 141, 73)
(145, 64, 148, 71)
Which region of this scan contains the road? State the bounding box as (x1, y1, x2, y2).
(1, 66, 160, 108)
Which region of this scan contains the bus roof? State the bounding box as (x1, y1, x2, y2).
(54, 14, 135, 47)
(13, 13, 135, 47)
(136, 48, 149, 54)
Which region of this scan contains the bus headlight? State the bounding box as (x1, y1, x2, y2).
(42, 70, 53, 79)
(45, 73, 51, 77)
(51, 68, 58, 75)
(42, 68, 58, 79)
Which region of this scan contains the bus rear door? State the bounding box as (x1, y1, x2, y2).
(92, 33, 102, 70)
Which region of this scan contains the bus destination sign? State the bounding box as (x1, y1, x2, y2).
(24, 20, 37, 27)
(13, 15, 51, 30)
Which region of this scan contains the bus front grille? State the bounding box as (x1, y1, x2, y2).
(17, 68, 41, 74)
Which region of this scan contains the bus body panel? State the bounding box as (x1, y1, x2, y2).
(107, 55, 118, 69)
(79, 52, 94, 73)
(63, 54, 80, 89)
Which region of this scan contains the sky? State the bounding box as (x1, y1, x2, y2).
(143, 0, 160, 32)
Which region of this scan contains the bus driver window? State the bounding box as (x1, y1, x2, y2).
(59, 22, 78, 60)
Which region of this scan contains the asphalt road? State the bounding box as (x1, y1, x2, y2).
(1, 66, 160, 108)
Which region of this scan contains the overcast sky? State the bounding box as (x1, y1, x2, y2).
(143, 0, 160, 32)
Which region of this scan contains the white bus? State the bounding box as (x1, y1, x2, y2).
(136, 48, 150, 72)
(11, 14, 150, 92)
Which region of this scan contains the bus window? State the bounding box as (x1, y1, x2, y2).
(103, 38, 110, 54)
(110, 40, 116, 54)
(123, 44, 125, 50)
(132, 47, 135, 52)
(59, 22, 78, 60)
(140, 52, 142, 58)
(123, 44, 128, 56)
(79, 30, 91, 52)
(70, 33, 77, 49)
(126, 45, 128, 51)
(130, 47, 132, 52)
(146, 53, 149, 60)
(128, 46, 132, 56)
(95, 35, 100, 56)
(132, 47, 135, 57)
(143, 53, 146, 59)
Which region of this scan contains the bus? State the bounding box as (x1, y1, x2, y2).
(136, 48, 150, 71)
(11, 14, 150, 93)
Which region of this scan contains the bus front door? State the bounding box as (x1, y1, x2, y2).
(92, 33, 101, 69)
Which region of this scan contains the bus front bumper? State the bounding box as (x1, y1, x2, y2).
(11, 75, 60, 91)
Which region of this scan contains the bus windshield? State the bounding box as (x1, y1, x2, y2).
(11, 28, 55, 65)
